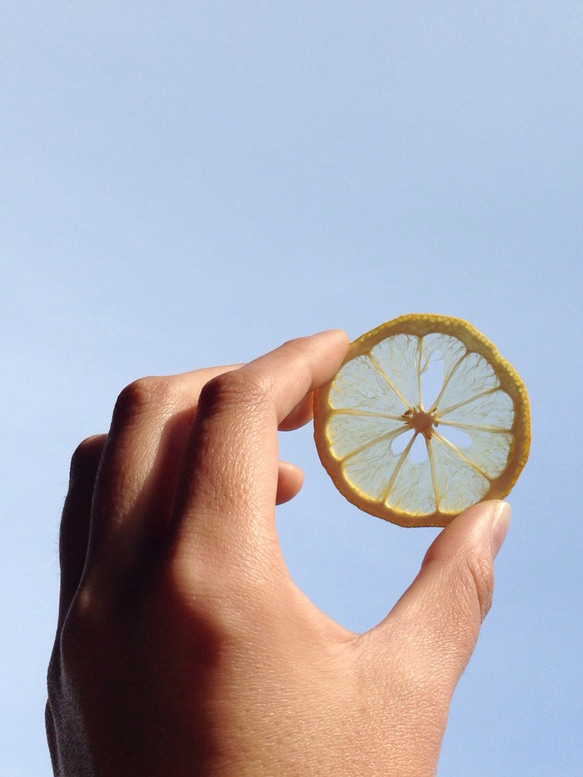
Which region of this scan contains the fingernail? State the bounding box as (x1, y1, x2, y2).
(491, 501, 512, 556)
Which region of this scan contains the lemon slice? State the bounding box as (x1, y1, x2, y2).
(313, 314, 530, 527)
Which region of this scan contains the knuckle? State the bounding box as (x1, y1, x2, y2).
(198, 369, 268, 418)
(281, 335, 308, 355)
(57, 588, 98, 665)
(113, 375, 178, 422)
(280, 336, 311, 373)
(157, 556, 239, 647)
(159, 549, 271, 647)
(69, 435, 105, 480)
(460, 550, 495, 620)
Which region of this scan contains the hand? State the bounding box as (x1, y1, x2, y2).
(46, 330, 511, 777)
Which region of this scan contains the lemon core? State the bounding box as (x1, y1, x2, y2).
(403, 407, 437, 439)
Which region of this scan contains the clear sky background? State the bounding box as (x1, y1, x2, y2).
(2, 2, 582, 775)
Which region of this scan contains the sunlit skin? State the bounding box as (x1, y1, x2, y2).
(46, 331, 511, 777)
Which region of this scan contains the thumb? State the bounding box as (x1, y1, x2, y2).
(365, 500, 511, 697)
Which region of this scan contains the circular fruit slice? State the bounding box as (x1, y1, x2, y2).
(313, 314, 530, 527)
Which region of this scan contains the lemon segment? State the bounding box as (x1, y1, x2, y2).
(313, 314, 530, 527)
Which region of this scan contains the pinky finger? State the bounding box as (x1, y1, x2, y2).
(276, 461, 304, 505)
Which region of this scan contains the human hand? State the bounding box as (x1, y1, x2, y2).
(46, 330, 511, 777)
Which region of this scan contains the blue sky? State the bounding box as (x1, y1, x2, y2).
(2, 2, 583, 774)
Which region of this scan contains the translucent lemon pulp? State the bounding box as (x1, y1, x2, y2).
(313, 314, 530, 527)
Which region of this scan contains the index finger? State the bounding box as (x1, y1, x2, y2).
(170, 329, 349, 561)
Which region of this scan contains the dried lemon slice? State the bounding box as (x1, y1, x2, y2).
(313, 314, 530, 527)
